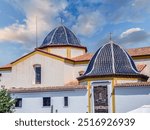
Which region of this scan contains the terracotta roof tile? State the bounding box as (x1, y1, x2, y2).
(115, 82, 150, 87)
(65, 80, 79, 86)
(8, 85, 86, 93)
(71, 53, 93, 61)
(127, 46, 150, 56)
(0, 64, 12, 69)
(136, 64, 147, 72)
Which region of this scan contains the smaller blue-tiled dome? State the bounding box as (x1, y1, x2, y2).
(41, 25, 81, 47)
(78, 41, 148, 80)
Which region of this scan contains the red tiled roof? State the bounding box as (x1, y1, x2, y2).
(115, 82, 150, 87)
(71, 53, 93, 61)
(0, 64, 12, 69)
(136, 64, 147, 72)
(127, 46, 150, 57)
(65, 80, 79, 86)
(8, 85, 86, 93)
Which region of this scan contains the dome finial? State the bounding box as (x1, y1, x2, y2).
(59, 16, 64, 25)
(109, 32, 112, 41)
(61, 16, 63, 25)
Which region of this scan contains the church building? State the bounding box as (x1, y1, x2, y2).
(0, 25, 150, 113)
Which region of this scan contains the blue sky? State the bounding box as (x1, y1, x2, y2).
(0, 0, 150, 66)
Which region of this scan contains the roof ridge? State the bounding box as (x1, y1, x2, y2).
(85, 44, 106, 76)
(62, 25, 69, 44)
(111, 42, 115, 73)
(49, 27, 59, 44)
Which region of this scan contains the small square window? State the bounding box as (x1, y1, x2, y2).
(43, 97, 51, 107)
(64, 97, 68, 107)
(15, 98, 22, 108)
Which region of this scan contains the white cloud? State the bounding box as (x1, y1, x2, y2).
(0, 0, 68, 46)
(119, 28, 150, 45)
(120, 28, 143, 38)
(0, 0, 150, 46)
(72, 11, 105, 36)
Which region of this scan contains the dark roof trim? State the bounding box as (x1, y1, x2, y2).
(77, 74, 149, 81)
(38, 44, 87, 52)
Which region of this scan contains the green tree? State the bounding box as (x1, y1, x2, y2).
(0, 88, 15, 113)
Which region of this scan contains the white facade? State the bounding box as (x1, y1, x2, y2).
(50, 48, 67, 57)
(0, 49, 90, 113)
(0, 53, 87, 88)
(71, 48, 85, 58)
(11, 89, 88, 113)
(0, 46, 150, 113)
(49, 47, 85, 58)
(0, 70, 12, 87)
(0, 54, 65, 87)
(115, 87, 150, 113)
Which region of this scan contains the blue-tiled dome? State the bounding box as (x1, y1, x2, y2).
(79, 41, 148, 79)
(41, 25, 81, 47)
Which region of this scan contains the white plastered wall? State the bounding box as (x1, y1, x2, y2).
(50, 48, 67, 57)
(3, 54, 66, 88)
(0, 53, 89, 88)
(71, 48, 85, 58)
(115, 79, 138, 84)
(64, 63, 88, 84)
(48, 47, 85, 59)
(73, 64, 88, 79)
(11, 89, 88, 113)
(115, 87, 150, 113)
(0, 70, 12, 87)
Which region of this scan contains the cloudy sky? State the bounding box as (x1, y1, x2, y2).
(0, 0, 150, 65)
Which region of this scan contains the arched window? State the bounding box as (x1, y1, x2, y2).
(33, 64, 41, 84)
